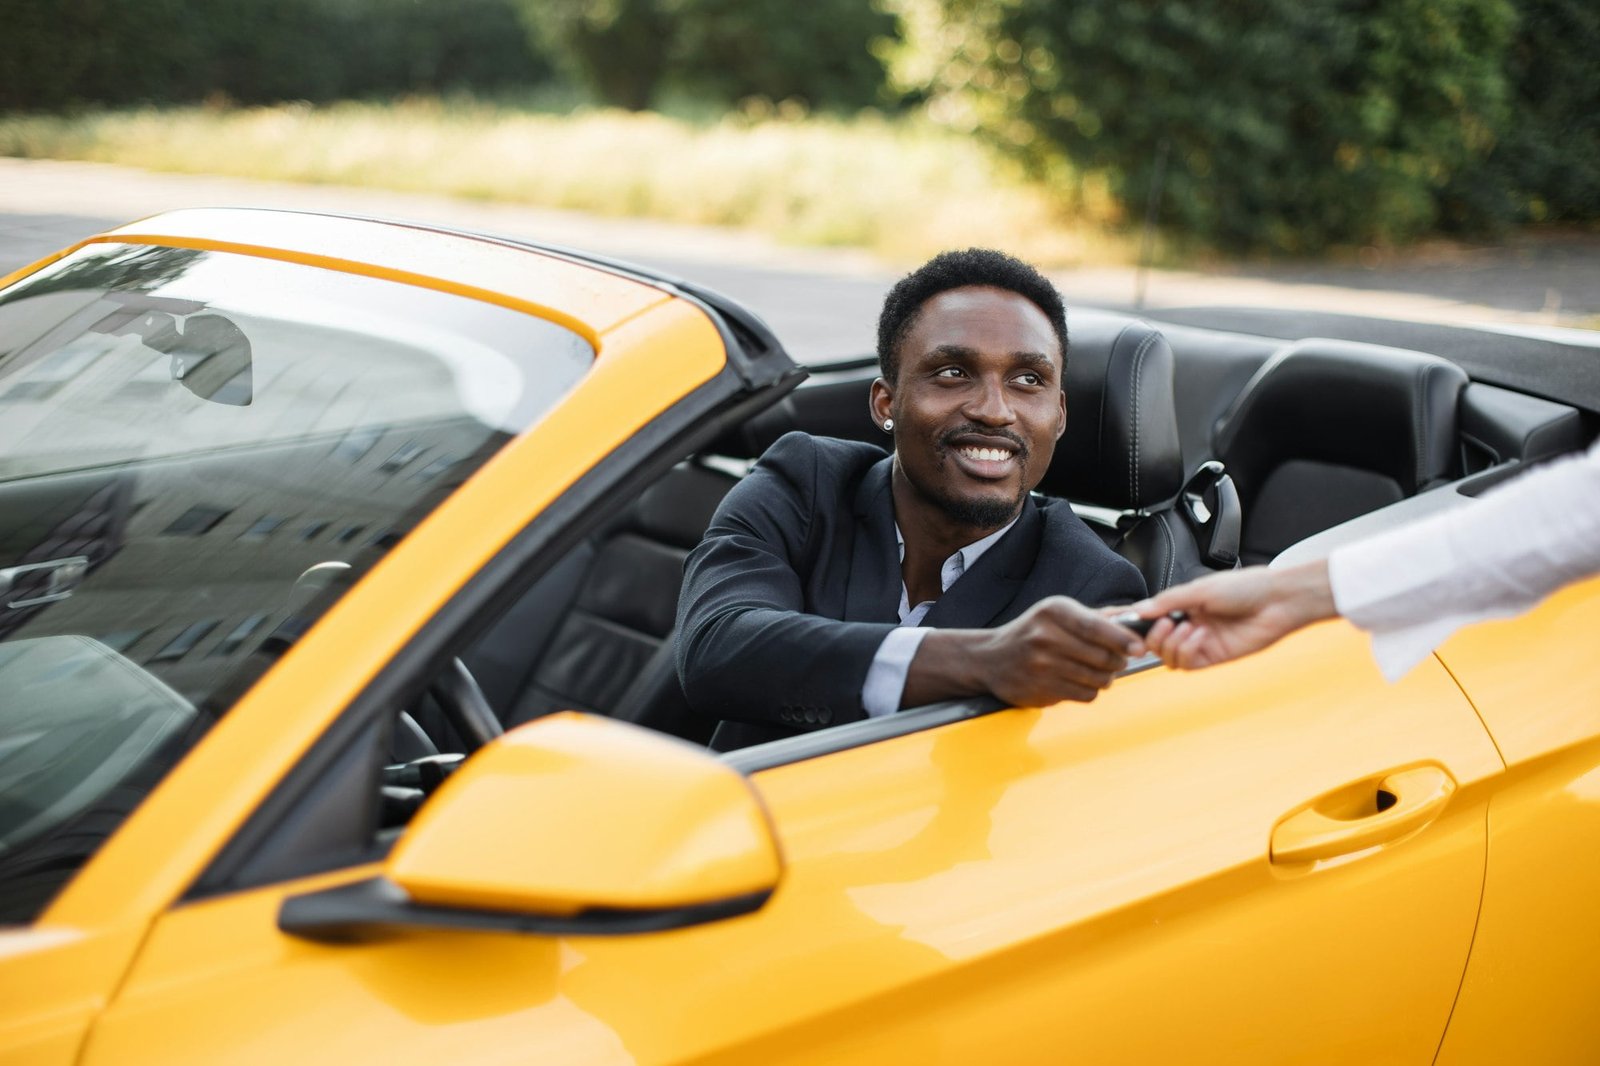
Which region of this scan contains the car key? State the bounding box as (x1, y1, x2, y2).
(1109, 609, 1188, 637)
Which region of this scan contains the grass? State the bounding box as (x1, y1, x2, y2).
(0, 97, 1134, 266)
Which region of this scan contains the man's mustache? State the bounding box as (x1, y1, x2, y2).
(938, 425, 1029, 460)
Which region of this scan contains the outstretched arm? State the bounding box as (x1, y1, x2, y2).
(1138, 561, 1337, 670)
(1144, 439, 1600, 676)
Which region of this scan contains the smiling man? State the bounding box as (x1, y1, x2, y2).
(677, 248, 1147, 750)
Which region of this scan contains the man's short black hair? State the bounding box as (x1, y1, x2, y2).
(876, 247, 1069, 383)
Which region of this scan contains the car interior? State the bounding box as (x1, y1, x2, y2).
(393, 306, 1594, 799)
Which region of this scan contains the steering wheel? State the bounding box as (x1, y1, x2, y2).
(426, 657, 503, 752)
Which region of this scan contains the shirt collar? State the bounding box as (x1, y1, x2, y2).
(894, 514, 1020, 586)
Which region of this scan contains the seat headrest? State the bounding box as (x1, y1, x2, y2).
(628, 463, 740, 548)
(1214, 339, 1468, 505)
(1040, 314, 1183, 510)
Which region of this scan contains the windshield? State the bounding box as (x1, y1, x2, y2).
(0, 242, 593, 922)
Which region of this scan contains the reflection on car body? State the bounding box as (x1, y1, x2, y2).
(1, 208, 1598, 1065)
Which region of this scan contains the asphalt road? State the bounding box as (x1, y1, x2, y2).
(3, 157, 1596, 363)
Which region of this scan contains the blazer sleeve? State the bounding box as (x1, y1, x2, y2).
(1079, 548, 1148, 607)
(675, 433, 896, 729)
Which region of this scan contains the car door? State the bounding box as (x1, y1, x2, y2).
(1431, 576, 1600, 1064)
(74, 619, 1499, 1066)
(726, 624, 1501, 1064)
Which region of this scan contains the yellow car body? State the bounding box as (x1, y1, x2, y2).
(1, 210, 1597, 1065)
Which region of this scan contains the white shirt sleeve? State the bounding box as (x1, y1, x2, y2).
(861, 627, 932, 717)
(1328, 438, 1600, 681)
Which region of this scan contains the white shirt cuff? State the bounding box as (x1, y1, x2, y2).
(861, 627, 931, 717)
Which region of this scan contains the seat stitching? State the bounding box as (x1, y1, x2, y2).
(1128, 331, 1157, 507)
(1159, 514, 1176, 590)
(1412, 362, 1432, 488)
(1099, 325, 1133, 494)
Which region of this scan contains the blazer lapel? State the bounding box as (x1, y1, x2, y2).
(843, 455, 902, 623)
(920, 497, 1040, 629)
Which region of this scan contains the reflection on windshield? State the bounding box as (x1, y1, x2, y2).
(0, 242, 594, 923)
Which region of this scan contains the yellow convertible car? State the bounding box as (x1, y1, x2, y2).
(1, 209, 1597, 1065)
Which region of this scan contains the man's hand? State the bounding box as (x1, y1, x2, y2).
(1137, 560, 1338, 670)
(903, 596, 1144, 708)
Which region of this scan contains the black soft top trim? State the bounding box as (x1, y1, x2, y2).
(1146, 306, 1600, 417)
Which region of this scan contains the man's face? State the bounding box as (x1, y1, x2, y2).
(871, 285, 1066, 531)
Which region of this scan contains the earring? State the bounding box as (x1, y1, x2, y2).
(882, 418, 895, 432)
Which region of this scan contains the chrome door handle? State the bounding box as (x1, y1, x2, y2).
(0, 555, 90, 609)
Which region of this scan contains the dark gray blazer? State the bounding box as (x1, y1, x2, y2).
(676, 432, 1147, 749)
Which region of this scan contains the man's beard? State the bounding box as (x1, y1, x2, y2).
(930, 484, 1028, 530)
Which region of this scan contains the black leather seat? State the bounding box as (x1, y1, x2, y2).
(1039, 313, 1241, 590)
(463, 461, 738, 743)
(1214, 339, 1468, 564)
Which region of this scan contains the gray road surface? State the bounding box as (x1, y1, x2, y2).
(3, 157, 1596, 363)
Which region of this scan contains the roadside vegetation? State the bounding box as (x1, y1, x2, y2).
(2, 0, 1594, 260)
(0, 100, 1127, 266)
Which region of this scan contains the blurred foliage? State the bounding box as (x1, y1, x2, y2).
(1487, 0, 1600, 223)
(0, 101, 1119, 265)
(6, 0, 1596, 254)
(889, 0, 1518, 252)
(0, 0, 549, 110)
(514, 0, 895, 111)
(514, 0, 671, 111)
(668, 0, 897, 110)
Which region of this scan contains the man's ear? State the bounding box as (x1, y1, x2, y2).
(869, 376, 894, 431)
(1056, 388, 1068, 440)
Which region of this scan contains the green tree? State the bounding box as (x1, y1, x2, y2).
(1488, 0, 1600, 223)
(0, 0, 211, 110)
(1, 0, 550, 112)
(669, 0, 896, 110)
(514, 0, 894, 111)
(891, 0, 1516, 252)
(516, 0, 672, 111)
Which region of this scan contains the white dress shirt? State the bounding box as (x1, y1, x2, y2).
(859, 518, 1018, 717)
(1329, 438, 1600, 681)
